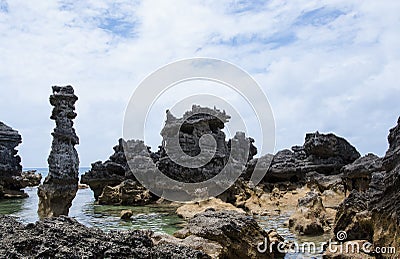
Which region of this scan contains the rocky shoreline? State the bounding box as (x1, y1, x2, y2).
(0, 89, 399, 258)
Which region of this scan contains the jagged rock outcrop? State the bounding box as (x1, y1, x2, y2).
(157, 105, 255, 183)
(0, 122, 41, 198)
(37, 86, 79, 218)
(289, 191, 330, 235)
(341, 153, 384, 193)
(263, 132, 360, 190)
(0, 215, 209, 258)
(81, 139, 158, 205)
(82, 105, 257, 204)
(174, 209, 283, 258)
(333, 117, 400, 258)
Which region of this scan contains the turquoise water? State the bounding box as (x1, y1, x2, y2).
(0, 168, 185, 235)
(0, 168, 329, 258)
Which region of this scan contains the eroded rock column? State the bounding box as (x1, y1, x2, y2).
(38, 85, 79, 218)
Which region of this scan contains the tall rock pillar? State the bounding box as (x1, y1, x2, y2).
(38, 85, 79, 218)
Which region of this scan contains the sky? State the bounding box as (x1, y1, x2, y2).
(0, 0, 399, 167)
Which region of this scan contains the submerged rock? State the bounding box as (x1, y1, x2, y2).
(0, 215, 209, 259)
(38, 85, 79, 218)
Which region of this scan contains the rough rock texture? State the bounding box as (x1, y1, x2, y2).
(81, 139, 158, 205)
(342, 153, 384, 193)
(263, 132, 360, 190)
(82, 105, 257, 204)
(289, 191, 330, 235)
(0, 122, 41, 198)
(174, 210, 282, 258)
(157, 105, 256, 183)
(175, 198, 245, 219)
(99, 179, 153, 205)
(333, 117, 400, 258)
(0, 215, 209, 259)
(38, 86, 79, 218)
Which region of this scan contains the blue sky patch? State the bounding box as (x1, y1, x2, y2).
(227, 0, 267, 14)
(0, 0, 8, 13)
(98, 17, 137, 38)
(295, 7, 345, 26)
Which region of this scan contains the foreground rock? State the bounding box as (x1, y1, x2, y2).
(174, 210, 283, 258)
(333, 117, 400, 258)
(38, 86, 80, 218)
(0, 215, 209, 258)
(289, 191, 331, 235)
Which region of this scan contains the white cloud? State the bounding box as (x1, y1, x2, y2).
(0, 0, 399, 167)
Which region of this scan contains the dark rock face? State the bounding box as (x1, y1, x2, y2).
(174, 210, 279, 258)
(0, 122, 42, 198)
(157, 105, 255, 183)
(82, 105, 257, 204)
(38, 86, 79, 218)
(341, 153, 384, 192)
(334, 117, 400, 258)
(0, 122, 22, 191)
(81, 139, 158, 205)
(0, 216, 209, 259)
(264, 132, 360, 188)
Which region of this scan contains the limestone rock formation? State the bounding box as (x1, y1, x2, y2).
(333, 116, 400, 258)
(175, 197, 245, 219)
(81, 139, 158, 205)
(288, 191, 330, 235)
(174, 209, 283, 258)
(0, 215, 209, 258)
(0, 122, 41, 198)
(263, 132, 360, 190)
(341, 153, 384, 193)
(82, 105, 257, 204)
(157, 105, 255, 183)
(37, 85, 79, 218)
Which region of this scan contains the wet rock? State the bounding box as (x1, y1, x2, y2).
(38, 85, 79, 218)
(342, 154, 384, 193)
(0, 215, 208, 258)
(289, 191, 330, 235)
(174, 210, 281, 258)
(120, 209, 133, 220)
(175, 198, 245, 219)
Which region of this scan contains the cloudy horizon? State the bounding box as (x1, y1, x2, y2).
(0, 0, 399, 167)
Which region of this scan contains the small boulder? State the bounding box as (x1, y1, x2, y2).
(120, 209, 133, 220)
